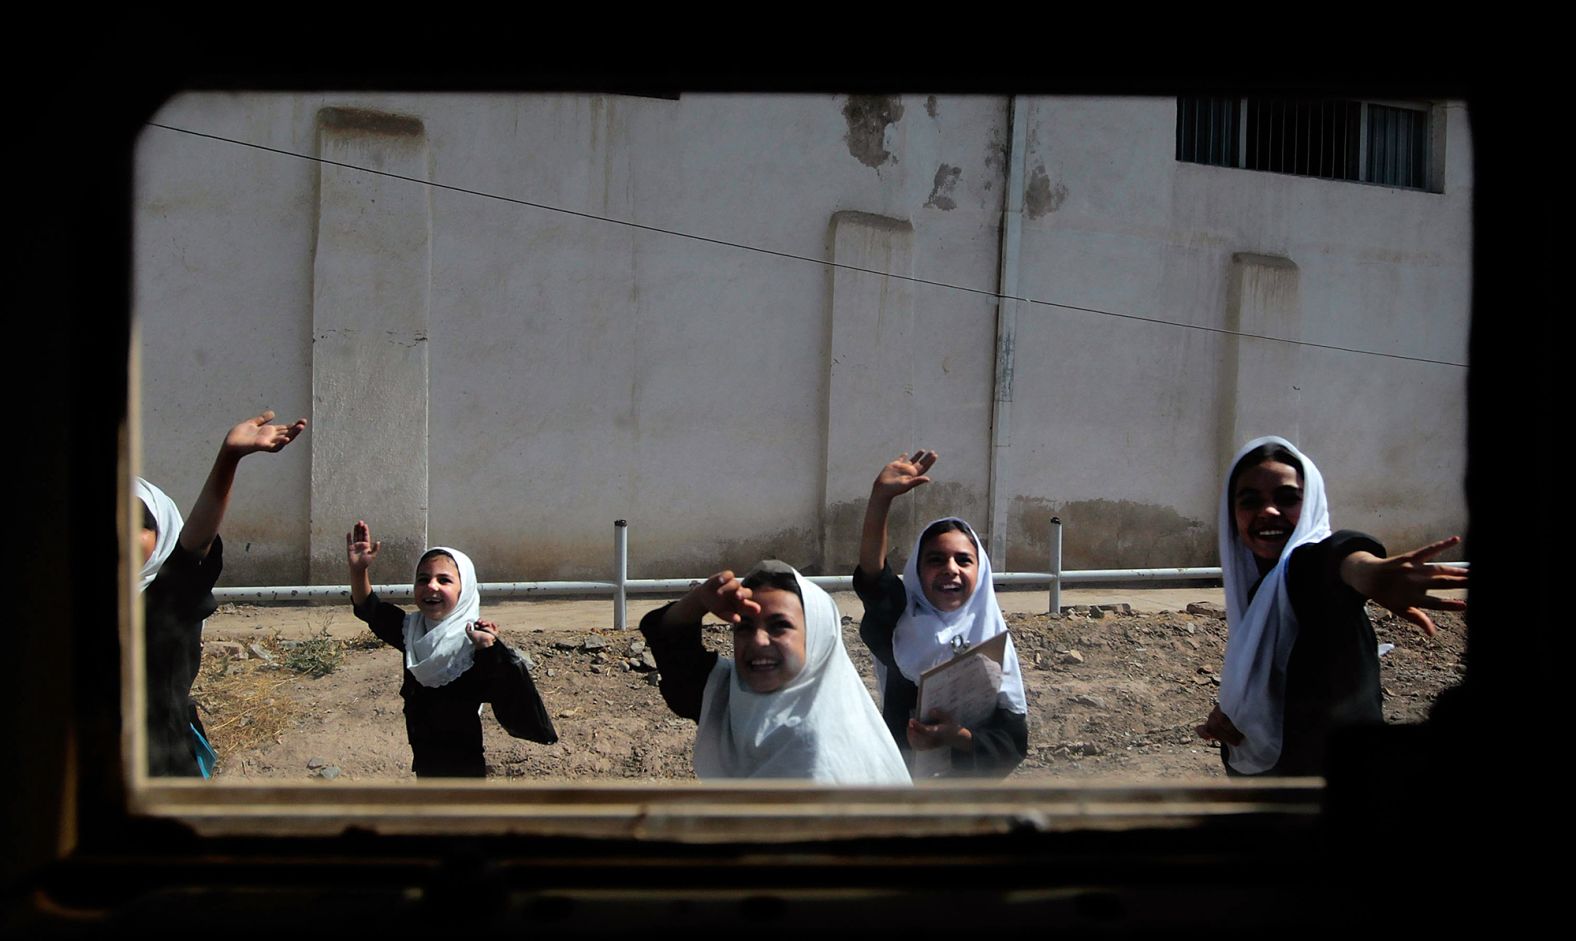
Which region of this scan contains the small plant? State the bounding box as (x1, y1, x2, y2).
(344, 630, 384, 651)
(284, 624, 344, 677)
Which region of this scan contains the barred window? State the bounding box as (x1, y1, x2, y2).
(1177, 96, 1436, 192)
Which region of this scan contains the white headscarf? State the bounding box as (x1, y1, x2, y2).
(1216, 436, 1332, 774)
(694, 561, 911, 784)
(135, 477, 184, 593)
(402, 546, 481, 688)
(888, 518, 1028, 714)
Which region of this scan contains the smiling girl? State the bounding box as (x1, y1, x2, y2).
(139, 410, 307, 777)
(1197, 436, 1467, 776)
(640, 560, 909, 784)
(853, 451, 1029, 778)
(346, 520, 555, 778)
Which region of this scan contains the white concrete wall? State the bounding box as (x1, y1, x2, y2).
(134, 93, 1470, 585)
(1002, 98, 1470, 570)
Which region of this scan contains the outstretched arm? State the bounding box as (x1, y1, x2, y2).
(858, 450, 937, 575)
(345, 519, 380, 608)
(179, 411, 308, 557)
(1338, 535, 1468, 637)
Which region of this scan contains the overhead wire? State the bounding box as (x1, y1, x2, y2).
(144, 121, 1468, 370)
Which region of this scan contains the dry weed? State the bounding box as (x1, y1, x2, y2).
(192, 658, 298, 763)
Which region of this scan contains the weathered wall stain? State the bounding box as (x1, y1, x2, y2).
(842, 95, 905, 169)
(984, 127, 1008, 174)
(1009, 496, 1215, 571)
(223, 519, 312, 584)
(716, 526, 823, 576)
(312, 534, 427, 595)
(230, 555, 311, 586)
(982, 125, 1011, 192)
(830, 209, 914, 235)
(1231, 253, 1298, 312)
(318, 107, 425, 138)
(457, 540, 612, 584)
(822, 482, 975, 575)
(924, 164, 962, 210)
(821, 497, 868, 575)
(1023, 164, 1067, 219)
(283, 494, 1220, 586)
(925, 95, 940, 119)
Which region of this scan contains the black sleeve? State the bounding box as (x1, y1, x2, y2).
(1277, 530, 1388, 773)
(951, 708, 1029, 778)
(639, 603, 719, 723)
(353, 591, 409, 652)
(1286, 530, 1387, 618)
(854, 563, 907, 669)
(481, 642, 559, 744)
(146, 535, 224, 630)
(143, 537, 225, 778)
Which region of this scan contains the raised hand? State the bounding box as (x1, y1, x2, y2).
(346, 520, 381, 574)
(1339, 535, 1468, 637)
(691, 570, 762, 625)
(178, 411, 310, 557)
(871, 450, 938, 501)
(223, 410, 308, 457)
(658, 570, 764, 633)
(861, 450, 940, 576)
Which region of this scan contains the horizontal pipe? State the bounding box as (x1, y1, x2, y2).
(211, 562, 1465, 604)
(1055, 567, 1223, 584)
(212, 580, 702, 603)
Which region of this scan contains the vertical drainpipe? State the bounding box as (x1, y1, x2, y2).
(987, 97, 1029, 565)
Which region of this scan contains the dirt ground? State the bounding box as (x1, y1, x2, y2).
(191, 589, 1468, 782)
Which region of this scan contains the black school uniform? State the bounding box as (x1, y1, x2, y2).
(1223, 530, 1386, 777)
(853, 563, 1029, 777)
(144, 536, 223, 777)
(354, 593, 557, 778)
(638, 602, 719, 722)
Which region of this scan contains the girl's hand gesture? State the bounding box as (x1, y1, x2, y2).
(871, 450, 938, 501)
(691, 570, 762, 625)
(659, 570, 763, 632)
(179, 411, 310, 558)
(860, 450, 939, 575)
(223, 410, 308, 457)
(346, 520, 381, 574)
(467, 619, 500, 649)
(1339, 535, 1468, 637)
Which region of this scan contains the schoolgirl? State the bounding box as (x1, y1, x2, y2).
(1197, 436, 1467, 775)
(640, 560, 910, 784)
(346, 521, 555, 778)
(853, 451, 1029, 778)
(138, 410, 307, 776)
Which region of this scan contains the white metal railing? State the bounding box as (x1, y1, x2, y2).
(211, 518, 1464, 627)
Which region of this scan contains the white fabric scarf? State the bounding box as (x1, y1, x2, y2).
(1216, 436, 1332, 774)
(888, 518, 1028, 715)
(135, 477, 184, 593)
(694, 561, 911, 785)
(402, 547, 481, 688)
